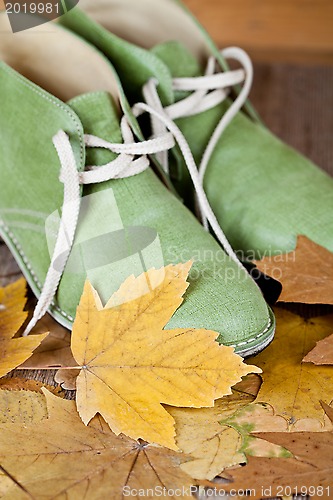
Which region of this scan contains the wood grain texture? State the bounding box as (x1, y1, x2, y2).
(251, 63, 333, 176)
(183, 0, 333, 64)
(0, 245, 20, 287)
(0, 0, 331, 62)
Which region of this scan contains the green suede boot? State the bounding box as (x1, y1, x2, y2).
(0, 14, 274, 356)
(60, 0, 333, 260)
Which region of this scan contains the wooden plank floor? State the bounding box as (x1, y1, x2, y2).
(251, 63, 333, 175)
(183, 0, 333, 64)
(1, 0, 332, 64)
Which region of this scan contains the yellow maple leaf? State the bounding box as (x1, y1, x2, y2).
(0, 278, 47, 377)
(71, 263, 261, 449)
(0, 390, 194, 499)
(249, 308, 333, 422)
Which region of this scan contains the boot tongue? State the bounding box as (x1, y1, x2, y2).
(151, 41, 204, 103)
(68, 91, 122, 166)
(151, 41, 227, 208)
(151, 41, 202, 79)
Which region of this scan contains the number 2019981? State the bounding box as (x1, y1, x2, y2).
(5, 3, 60, 14)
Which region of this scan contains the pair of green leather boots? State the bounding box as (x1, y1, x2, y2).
(0, 0, 332, 357)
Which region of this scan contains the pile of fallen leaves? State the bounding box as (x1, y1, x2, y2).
(0, 235, 332, 499)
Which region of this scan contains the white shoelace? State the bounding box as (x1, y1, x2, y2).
(142, 47, 253, 231)
(23, 116, 175, 335)
(23, 49, 251, 335)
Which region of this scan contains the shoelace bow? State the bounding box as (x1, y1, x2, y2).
(143, 47, 253, 231)
(23, 47, 252, 336)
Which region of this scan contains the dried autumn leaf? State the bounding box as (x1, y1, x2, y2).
(0, 388, 47, 424)
(167, 397, 290, 481)
(0, 390, 194, 499)
(231, 374, 262, 398)
(249, 308, 333, 422)
(0, 377, 64, 397)
(22, 313, 74, 369)
(254, 235, 333, 304)
(223, 432, 333, 498)
(321, 401, 333, 424)
(21, 313, 77, 389)
(55, 367, 80, 390)
(0, 377, 54, 392)
(222, 458, 330, 499)
(72, 263, 261, 449)
(290, 413, 333, 432)
(303, 332, 333, 365)
(0, 279, 47, 377)
(168, 391, 253, 480)
(223, 403, 292, 459)
(230, 400, 333, 437)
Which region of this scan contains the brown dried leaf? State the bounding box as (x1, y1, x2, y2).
(321, 400, 333, 424)
(223, 432, 333, 499)
(54, 368, 80, 390)
(22, 313, 74, 369)
(255, 235, 333, 304)
(0, 390, 194, 499)
(303, 332, 333, 365)
(231, 374, 262, 398)
(0, 377, 63, 396)
(21, 313, 77, 389)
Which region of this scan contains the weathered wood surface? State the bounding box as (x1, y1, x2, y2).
(184, 0, 333, 64)
(1, 0, 332, 63)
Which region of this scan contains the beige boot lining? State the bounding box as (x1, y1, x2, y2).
(79, 0, 211, 62)
(0, 13, 119, 103)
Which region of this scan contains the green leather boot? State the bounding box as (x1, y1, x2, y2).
(60, 0, 333, 260)
(0, 14, 274, 356)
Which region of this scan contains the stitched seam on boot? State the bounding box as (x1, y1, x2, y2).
(0, 221, 74, 322)
(0, 219, 272, 345)
(0, 64, 85, 167)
